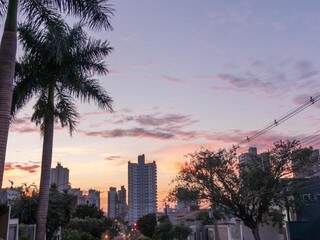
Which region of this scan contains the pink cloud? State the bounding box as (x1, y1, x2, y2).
(81, 128, 174, 140)
(216, 73, 275, 93)
(5, 162, 40, 173)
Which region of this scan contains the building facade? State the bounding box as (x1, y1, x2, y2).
(118, 186, 128, 220)
(107, 186, 128, 220)
(128, 154, 157, 223)
(50, 163, 69, 192)
(69, 188, 101, 209)
(108, 187, 118, 219)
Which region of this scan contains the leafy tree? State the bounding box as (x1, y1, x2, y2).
(63, 229, 96, 240)
(0, 0, 113, 196)
(153, 216, 174, 240)
(12, 20, 113, 240)
(66, 217, 115, 239)
(11, 186, 76, 240)
(11, 188, 38, 224)
(167, 186, 200, 211)
(73, 205, 104, 219)
(46, 188, 77, 239)
(170, 140, 314, 240)
(172, 224, 192, 240)
(136, 213, 157, 238)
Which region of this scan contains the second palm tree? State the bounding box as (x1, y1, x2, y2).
(12, 21, 113, 240)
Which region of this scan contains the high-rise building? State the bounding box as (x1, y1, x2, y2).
(128, 154, 157, 224)
(107, 186, 128, 220)
(118, 186, 128, 220)
(108, 187, 118, 219)
(50, 163, 69, 192)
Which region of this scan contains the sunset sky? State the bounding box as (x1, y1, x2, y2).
(2, 0, 320, 211)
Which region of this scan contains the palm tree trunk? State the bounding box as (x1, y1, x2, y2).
(36, 86, 55, 240)
(0, 0, 18, 189)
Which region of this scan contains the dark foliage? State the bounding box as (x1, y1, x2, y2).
(72, 204, 104, 219)
(136, 213, 157, 238)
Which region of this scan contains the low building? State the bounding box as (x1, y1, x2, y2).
(0, 188, 21, 205)
(69, 188, 101, 209)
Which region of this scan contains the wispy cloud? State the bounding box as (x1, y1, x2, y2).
(114, 113, 196, 127)
(5, 162, 40, 173)
(211, 59, 320, 96)
(295, 60, 319, 80)
(81, 128, 175, 140)
(10, 116, 63, 133)
(81, 112, 199, 141)
(216, 73, 275, 93)
(104, 155, 121, 161)
(161, 75, 185, 84)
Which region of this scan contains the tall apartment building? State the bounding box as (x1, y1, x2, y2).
(50, 163, 69, 192)
(128, 154, 157, 224)
(107, 186, 128, 220)
(108, 187, 118, 219)
(118, 186, 127, 220)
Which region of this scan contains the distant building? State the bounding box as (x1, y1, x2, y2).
(293, 149, 320, 178)
(50, 163, 69, 192)
(118, 186, 128, 220)
(128, 154, 157, 223)
(107, 186, 128, 220)
(0, 188, 21, 205)
(86, 189, 100, 209)
(239, 147, 271, 172)
(69, 188, 100, 209)
(239, 147, 257, 165)
(108, 187, 118, 219)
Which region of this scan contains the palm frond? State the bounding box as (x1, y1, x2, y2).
(20, 0, 61, 27)
(0, 0, 7, 17)
(12, 63, 40, 117)
(70, 36, 112, 75)
(66, 23, 87, 47)
(18, 23, 46, 57)
(31, 91, 50, 132)
(79, 38, 113, 63)
(55, 88, 79, 135)
(51, 0, 114, 30)
(67, 77, 113, 111)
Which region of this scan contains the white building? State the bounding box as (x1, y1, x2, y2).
(50, 163, 69, 192)
(128, 154, 157, 224)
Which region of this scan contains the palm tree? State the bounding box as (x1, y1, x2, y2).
(12, 21, 113, 240)
(0, 0, 113, 189)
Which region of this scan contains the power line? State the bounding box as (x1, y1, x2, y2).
(299, 129, 320, 146)
(239, 94, 320, 146)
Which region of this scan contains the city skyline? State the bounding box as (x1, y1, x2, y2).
(2, 0, 320, 211)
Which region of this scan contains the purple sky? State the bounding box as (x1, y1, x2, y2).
(2, 0, 320, 210)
